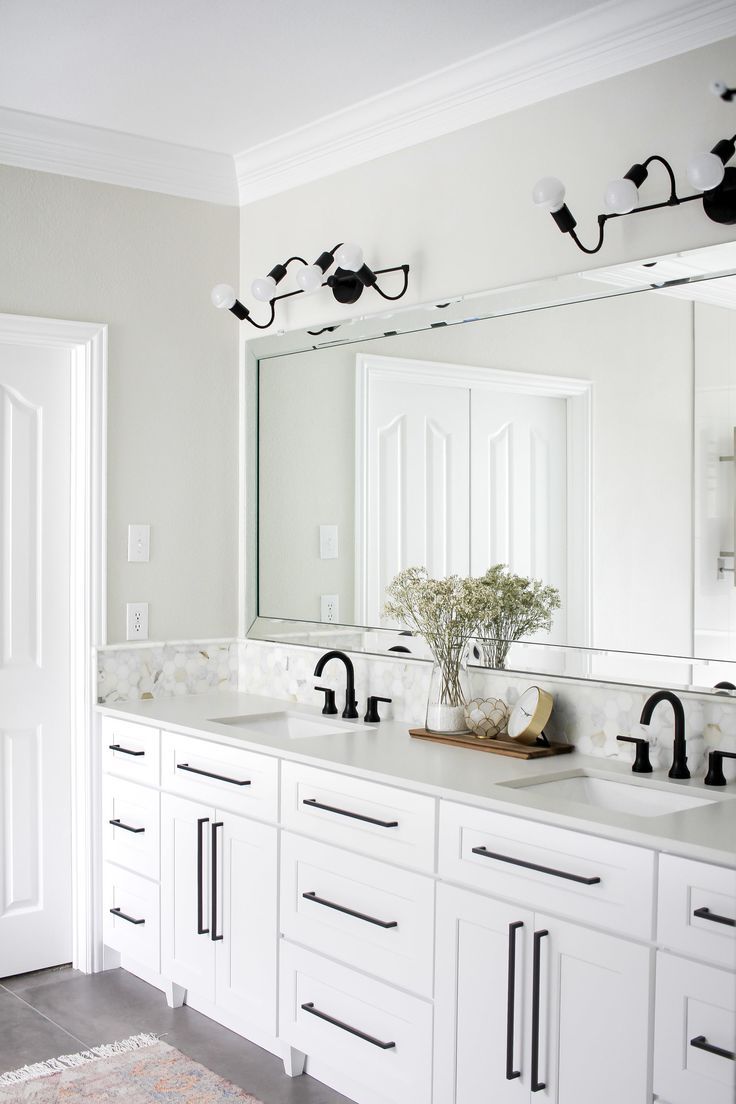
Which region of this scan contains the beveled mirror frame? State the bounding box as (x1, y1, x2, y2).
(241, 243, 736, 695)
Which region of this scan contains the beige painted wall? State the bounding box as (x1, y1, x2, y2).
(0, 164, 239, 642)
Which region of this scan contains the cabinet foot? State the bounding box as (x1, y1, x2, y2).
(102, 945, 121, 971)
(283, 1046, 306, 1077)
(163, 981, 187, 1009)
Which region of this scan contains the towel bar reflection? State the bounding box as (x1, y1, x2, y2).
(719, 428, 736, 588)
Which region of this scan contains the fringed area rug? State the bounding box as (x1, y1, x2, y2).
(0, 1034, 264, 1102)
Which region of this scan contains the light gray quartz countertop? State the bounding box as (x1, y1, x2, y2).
(98, 691, 736, 869)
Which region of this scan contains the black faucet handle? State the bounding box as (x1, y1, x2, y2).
(364, 696, 392, 723)
(315, 686, 338, 716)
(617, 735, 653, 773)
(704, 749, 736, 787)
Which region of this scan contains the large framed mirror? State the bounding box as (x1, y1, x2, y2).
(245, 243, 736, 693)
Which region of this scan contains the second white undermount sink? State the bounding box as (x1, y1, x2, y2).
(210, 711, 356, 740)
(504, 771, 718, 818)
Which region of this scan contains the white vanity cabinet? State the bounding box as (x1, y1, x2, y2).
(434, 882, 651, 1104)
(160, 790, 278, 1039)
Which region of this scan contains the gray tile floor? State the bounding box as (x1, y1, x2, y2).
(0, 966, 350, 1103)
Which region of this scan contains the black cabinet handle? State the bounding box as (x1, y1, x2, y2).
(531, 928, 548, 1092)
(690, 1035, 735, 1061)
(211, 821, 223, 942)
(109, 818, 145, 834)
(109, 906, 145, 926)
(108, 744, 144, 757)
(506, 921, 523, 1081)
(472, 846, 601, 886)
(300, 1002, 395, 1050)
(693, 906, 736, 928)
(177, 762, 251, 787)
(197, 817, 209, 935)
(302, 797, 398, 828)
(302, 891, 398, 929)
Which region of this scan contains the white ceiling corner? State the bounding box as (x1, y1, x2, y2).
(234, 0, 736, 206)
(0, 106, 238, 206)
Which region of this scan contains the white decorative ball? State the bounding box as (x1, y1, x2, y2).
(464, 697, 510, 739)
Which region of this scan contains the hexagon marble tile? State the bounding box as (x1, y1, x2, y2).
(96, 638, 736, 781)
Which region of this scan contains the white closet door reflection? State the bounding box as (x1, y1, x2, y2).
(470, 389, 567, 644)
(360, 371, 469, 627)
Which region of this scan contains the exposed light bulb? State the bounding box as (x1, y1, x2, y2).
(251, 275, 277, 302)
(335, 243, 364, 271)
(295, 264, 324, 293)
(211, 284, 236, 310)
(531, 177, 566, 212)
(604, 177, 639, 214)
(687, 151, 726, 192)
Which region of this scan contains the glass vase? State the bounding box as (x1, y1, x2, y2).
(425, 645, 471, 734)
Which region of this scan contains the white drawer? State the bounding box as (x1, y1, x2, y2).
(281, 762, 435, 872)
(103, 776, 160, 881)
(280, 833, 435, 997)
(103, 863, 160, 972)
(279, 943, 432, 1104)
(658, 854, 736, 970)
(161, 731, 278, 821)
(101, 716, 159, 785)
(439, 800, 655, 939)
(654, 951, 736, 1104)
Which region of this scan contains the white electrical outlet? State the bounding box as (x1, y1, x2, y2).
(126, 602, 149, 640)
(319, 525, 338, 560)
(127, 524, 150, 562)
(321, 594, 339, 623)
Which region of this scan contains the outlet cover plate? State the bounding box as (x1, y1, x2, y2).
(321, 594, 339, 623)
(126, 602, 149, 640)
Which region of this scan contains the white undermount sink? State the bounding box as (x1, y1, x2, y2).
(210, 711, 356, 740)
(503, 771, 718, 818)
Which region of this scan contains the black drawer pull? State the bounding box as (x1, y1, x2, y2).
(302, 797, 398, 828)
(109, 818, 145, 834)
(693, 906, 735, 928)
(300, 1002, 395, 1050)
(506, 921, 523, 1080)
(211, 822, 223, 942)
(108, 744, 145, 757)
(109, 907, 145, 926)
(690, 1035, 735, 1061)
(472, 845, 601, 886)
(302, 891, 398, 929)
(197, 817, 209, 935)
(531, 928, 548, 1092)
(177, 763, 251, 786)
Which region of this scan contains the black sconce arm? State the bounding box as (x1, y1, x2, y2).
(372, 264, 411, 300)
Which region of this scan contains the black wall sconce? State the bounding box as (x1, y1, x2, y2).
(533, 130, 736, 254)
(211, 243, 410, 329)
(712, 79, 736, 103)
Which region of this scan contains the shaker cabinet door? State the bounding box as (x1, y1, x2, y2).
(434, 883, 533, 1104)
(161, 793, 215, 1000)
(538, 915, 652, 1104)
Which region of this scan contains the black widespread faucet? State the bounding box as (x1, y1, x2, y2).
(313, 650, 359, 719)
(639, 689, 689, 780)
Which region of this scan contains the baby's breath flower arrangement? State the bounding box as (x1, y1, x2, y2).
(474, 564, 561, 670)
(384, 567, 484, 733)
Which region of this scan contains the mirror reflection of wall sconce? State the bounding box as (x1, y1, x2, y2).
(211, 243, 410, 329)
(712, 80, 736, 103)
(533, 131, 736, 254)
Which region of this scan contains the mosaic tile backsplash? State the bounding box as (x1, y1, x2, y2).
(97, 638, 736, 781)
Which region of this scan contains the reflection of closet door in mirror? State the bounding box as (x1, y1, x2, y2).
(357, 369, 470, 626)
(470, 389, 568, 645)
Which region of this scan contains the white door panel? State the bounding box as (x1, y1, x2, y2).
(0, 341, 72, 976)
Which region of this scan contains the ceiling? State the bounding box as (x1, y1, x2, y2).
(0, 0, 602, 154)
(0, 0, 733, 204)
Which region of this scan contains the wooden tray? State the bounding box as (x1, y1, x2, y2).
(409, 728, 574, 759)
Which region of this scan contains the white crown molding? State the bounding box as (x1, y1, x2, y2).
(235, 0, 736, 205)
(0, 106, 238, 205)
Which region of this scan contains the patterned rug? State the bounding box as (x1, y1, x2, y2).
(0, 1034, 265, 1102)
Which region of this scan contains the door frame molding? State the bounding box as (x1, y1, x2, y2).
(355, 353, 592, 645)
(0, 313, 107, 974)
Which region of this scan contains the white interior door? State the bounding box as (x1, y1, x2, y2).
(360, 370, 470, 625)
(471, 389, 568, 643)
(0, 340, 72, 977)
